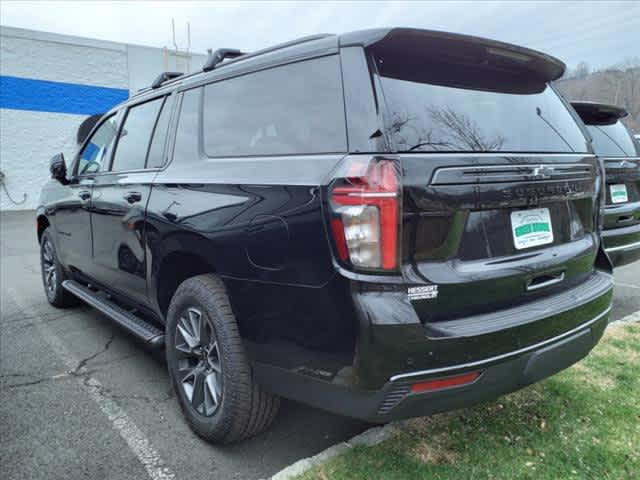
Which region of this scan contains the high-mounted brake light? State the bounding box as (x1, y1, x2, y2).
(329, 158, 399, 271)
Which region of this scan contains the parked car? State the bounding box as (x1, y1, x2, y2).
(37, 28, 614, 444)
(572, 102, 640, 266)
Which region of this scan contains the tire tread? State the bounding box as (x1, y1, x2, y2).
(166, 274, 279, 444)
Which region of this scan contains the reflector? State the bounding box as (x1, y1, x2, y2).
(410, 371, 481, 394)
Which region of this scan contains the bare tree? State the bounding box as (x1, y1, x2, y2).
(387, 106, 506, 152)
(426, 106, 506, 151)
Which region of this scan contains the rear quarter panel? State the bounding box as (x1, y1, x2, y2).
(146, 155, 346, 316)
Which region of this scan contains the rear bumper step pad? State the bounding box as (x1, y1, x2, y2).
(424, 271, 612, 338)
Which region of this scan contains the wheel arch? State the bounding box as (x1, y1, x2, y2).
(155, 250, 217, 319)
(36, 214, 50, 244)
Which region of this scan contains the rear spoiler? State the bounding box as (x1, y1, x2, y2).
(571, 101, 629, 126)
(340, 28, 565, 94)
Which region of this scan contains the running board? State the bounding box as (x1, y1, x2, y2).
(62, 280, 164, 348)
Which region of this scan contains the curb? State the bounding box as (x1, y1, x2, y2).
(270, 421, 408, 480)
(609, 309, 640, 325)
(271, 308, 640, 479)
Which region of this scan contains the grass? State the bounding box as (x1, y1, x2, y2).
(298, 322, 640, 480)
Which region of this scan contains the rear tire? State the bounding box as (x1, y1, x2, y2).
(165, 274, 280, 444)
(40, 228, 78, 308)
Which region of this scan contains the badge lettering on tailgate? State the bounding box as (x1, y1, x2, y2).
(408, 285, 438, 301)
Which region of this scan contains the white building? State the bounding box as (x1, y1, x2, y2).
(0, 26, 206, 211)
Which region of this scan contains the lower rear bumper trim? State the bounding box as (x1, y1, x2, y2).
(390, 303, 611, 382)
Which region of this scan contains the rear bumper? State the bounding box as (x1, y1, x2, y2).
(255, 270, 613, 422)
(255, 304, 610, 423)
(377, 305, 609, 421)
(602, 222, 640, 267)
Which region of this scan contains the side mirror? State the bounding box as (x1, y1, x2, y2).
(50, 153, 67, 183)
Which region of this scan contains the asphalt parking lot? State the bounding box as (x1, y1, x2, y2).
(0, 211, 369, 480)
(1, 210, 639, 480)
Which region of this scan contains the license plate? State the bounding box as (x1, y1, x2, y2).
(610, 184, 628, 204)
(511, 208, 554, 250)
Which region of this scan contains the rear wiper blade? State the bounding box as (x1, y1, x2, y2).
(407, 141, 452, 152)
(593, 125, 630, 156)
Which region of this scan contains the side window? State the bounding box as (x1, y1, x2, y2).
(147, 95, 175, 168)
(111, 97, 164, 172)
(172, 88, 201, 162)
(203, 55, 346, 157)
(77, 115, 119, 175)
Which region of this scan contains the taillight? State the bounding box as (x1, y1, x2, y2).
(328, 157, 400, 271)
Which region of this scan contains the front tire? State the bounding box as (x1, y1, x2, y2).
(166, 274, 280, 444)
(40, 228, 77, 308)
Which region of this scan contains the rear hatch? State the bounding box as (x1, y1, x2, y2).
(602, 156, 640, 229)
(370, 29, 602, 323)
(571, 102, 640, 229)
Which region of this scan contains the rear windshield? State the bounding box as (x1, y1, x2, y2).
(586, 121, 640, 157)
(378, 62, 588, 153)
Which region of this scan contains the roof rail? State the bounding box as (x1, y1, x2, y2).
(203, 49, 245, 72)
(214, 34, 333, 71)
(133, 33, 335, 96)
(151, 71, 184, 89)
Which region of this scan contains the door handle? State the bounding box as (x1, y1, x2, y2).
(124, 191, 142, 204)
(78, 190, 91, 200)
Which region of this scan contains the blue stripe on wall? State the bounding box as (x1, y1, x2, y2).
(0, 75, 129, 115)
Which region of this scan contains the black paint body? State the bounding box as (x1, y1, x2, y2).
(37, 28, 614, 422)
(600, 158, 640, 266)
(571, 101, 640, 267)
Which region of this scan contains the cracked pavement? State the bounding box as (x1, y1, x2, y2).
(0, 211, 369, 480)
(2, 210, 639, 480)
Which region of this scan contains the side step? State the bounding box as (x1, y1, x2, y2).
(62, 280, 164, 348)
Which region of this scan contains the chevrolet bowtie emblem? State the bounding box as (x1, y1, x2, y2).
(531, 165, 554, 179)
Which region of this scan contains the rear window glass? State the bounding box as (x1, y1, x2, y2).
(377, 60, 588, 153)
(586, 122, 640, 157)
(203, 55, 346, 157)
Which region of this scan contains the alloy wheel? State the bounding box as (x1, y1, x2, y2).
(175, 307, 223, 416)
(41, 238, 57, 295)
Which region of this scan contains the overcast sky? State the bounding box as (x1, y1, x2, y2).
(1, 1, 638, 71)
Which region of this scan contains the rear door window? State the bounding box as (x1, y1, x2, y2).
(147, 95, 175, 168)
(376, 57, 589, 153)
(203, 55, 346, 157)
(172, 88, 202, 162)
(111, 97, 165, 172)
(586, 121, 640, 157)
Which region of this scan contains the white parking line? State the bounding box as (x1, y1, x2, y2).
(8, 288, 175, 480)
(615, 282, 640, 290)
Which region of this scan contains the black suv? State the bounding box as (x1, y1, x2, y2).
(571, 102, 640, 266)
(37, 28, 614, 444)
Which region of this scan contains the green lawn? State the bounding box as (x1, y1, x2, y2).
(298, 322, 640, 480)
